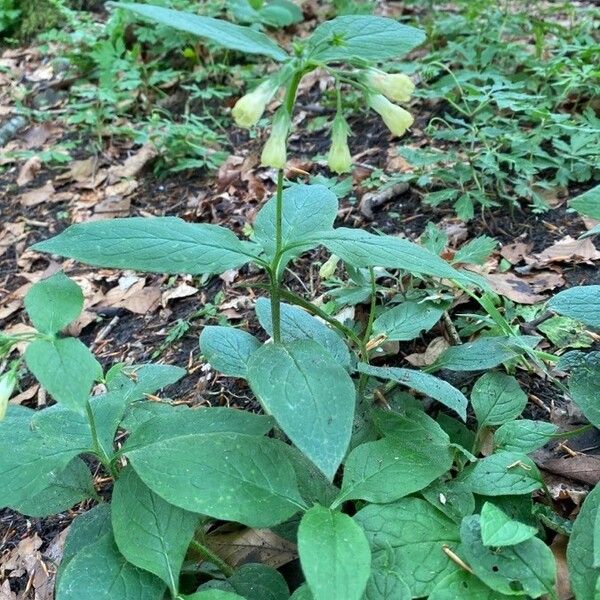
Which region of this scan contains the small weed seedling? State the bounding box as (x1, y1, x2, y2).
(1, 4, 600, 599)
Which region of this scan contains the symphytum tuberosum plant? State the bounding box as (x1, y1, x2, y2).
(2, 3, 600, 599)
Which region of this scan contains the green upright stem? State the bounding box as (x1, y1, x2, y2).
(270, 69, 304, 344)
(189, 539, 234, 577)
(85, 400, 118, 479)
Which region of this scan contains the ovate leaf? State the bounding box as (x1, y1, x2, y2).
(460, 452, 542, 496)
(307, 16, 425, 62)
(198, 564, 289, 600)
(256, 299, 351, 368)
(112, 467, 201, 595)
(24, 272, 83, 334)
(182, 591, 245, 600)
(429, 571, 513, 599)
(200, 326, 261, 378)
(358, 363, 468, 420)
(471, 372, 526, 427)
(57, 532, 165, 600)
(372, 300, 445, 341)
(567, 483, 600, 599)
(493, 420, 558, 454)
(570, 184, 600, 220)
(568, 353, 600, 429)
(460, 515, 556, 598)
(480, 502, 538, 547)
(355, 498, 460, 597)
(247, 340, 355, 480)
(298, 506, 371, 600)
(32, 218, 254, 275)
(548, 285, 600, 328)
(116, 3, 288, 60)
(364, 552, 411, 600)
(25, 337, 102, 413)
(126, 432, 303, 527)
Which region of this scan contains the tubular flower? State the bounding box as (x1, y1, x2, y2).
(0, 370, 16, 422)
(327, 113, 352, 174)
(365, 68, 415, 103)
(367, 93, 414, 137)
(261, 109, 290, 169)
(232, 79, 279, 129)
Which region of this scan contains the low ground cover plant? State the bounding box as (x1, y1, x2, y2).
(1, 3, 600, 599)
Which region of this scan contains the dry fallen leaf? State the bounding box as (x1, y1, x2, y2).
(18, 180, 55, 207)
(107, 143, 157, 183)
(405, 336, 450, 367)
(103, 277, 162, 315)
(16, 156, 41, 186)
(0, 222, 26, 257)
(532, 236, 600, 266)
(550, 535, 572, 600)
(485, 271, 564, 304)
(162, 283, 198, 306)
(500, 241, 533, 265)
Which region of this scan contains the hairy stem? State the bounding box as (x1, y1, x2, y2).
(188, 539, 234, 577)
(85, 400, 118, 479)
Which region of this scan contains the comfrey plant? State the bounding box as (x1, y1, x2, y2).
(2, 4, 599, 599)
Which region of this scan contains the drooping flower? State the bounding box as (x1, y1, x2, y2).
(367, 93, 414, 137)
(365, 68, 415, 103)
(0, 370, 16, 422)
(327, 113, 352, 174)
(261, 109, 290, 169)
(232, 79, 279, 129)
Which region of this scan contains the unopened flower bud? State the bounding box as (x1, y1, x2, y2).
(327, 114, 352, 174)
(365, 69, 415, 103)
(232, 79, 279, 128)
(367, 93, 414, 137)
(319, 254, 340, 279)
(0, 370, 17, 421)
(261, 109, 290, 169)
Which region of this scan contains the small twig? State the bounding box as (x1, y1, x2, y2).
(442, 545, 474, 574)
(442, 311, 462, 345)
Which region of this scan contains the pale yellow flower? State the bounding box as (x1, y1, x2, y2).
(261, 109, 290, 169)
(367, 93, 414, 137)
(327, 114, 352, 174)
(365, 69, 415, 103)
(0, 371, 16, 422)
(232, 79, 279, 129)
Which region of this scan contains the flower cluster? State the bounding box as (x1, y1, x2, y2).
(230, 68, 416, 174)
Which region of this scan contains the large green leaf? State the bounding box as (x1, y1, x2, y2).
(302, 228, 470, 282)
(460, 452, 543, 496)
(256, 299, 351, 368)
(429, 571, 513, 599)
(254, 184, 338, 262)
(548, 285, 600, 328)
(335, 410, 452, 505)
(198, 564, 289, 600)
(480, 502, 538, 547)
(11, 457, 94, 517)
(358, 363, 468, 420)
(200, 326, 261, 378)
(493, 420, 558, 454)
(32, 217, 254, 275)
(24, 272, 83, 334)
(432, 336, 540, 371)
(56, 532, 166, 600)
(567, 353, 600, 429)
(568, 483, 600, 599)
(247, 340, 355, 480)
(25, 337, 102, 413)
(122, 406, 273, 452)
(471, 372, 526, 427)
(307, 16, 425, 62)
(116, 3, 288, 60)
(570, 184, 600, 219)
(421, 479, 475, 525)
(460, 515, 556, 598)
(183, 592, 245, 600)
(126, 432, 304, 527)
(355, 498, 459, 597)
(298, 506, 371, 600)
(364, 553, 411, 600)
(112, 467, 200, 595)
(372, 300, 445, 342)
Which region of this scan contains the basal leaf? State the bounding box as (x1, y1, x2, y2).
(358, 363, 468, 420)
(116, 3, 288, 60)
(201, 563, 290, 600)
(567, 483, 600, 599)
(200, 326, 261, 378)
(471, 372, 526, 427)
(493, 420, 558, 454)
(112, 466, 201, 595)
(460, 515, 556, 598)
(32, 217, 254, 275)
(126, 432, 303, 527)
(570, 184, 600, 220)
(548, 285, 600, 328)
(480, 502, 538, 547)
(307, 16, 425, 62)
(24, 272, 83, 334)
(460, 452, 542, 496)
(247, 340, 355, 480)
(372, 300, 445, 341)
(355, 498, 460, 597)
(57, 532, 166, 600)
(256, 299, 351, 368)
(336, 410, 452, 504)
(421, 479, 475, 525)
(568, 353, 600, 429)
(364, 552, 411, 600)
(429, 571, 513, 599)
(25, 337, 102, 413)
(298, 506, 371, 600)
